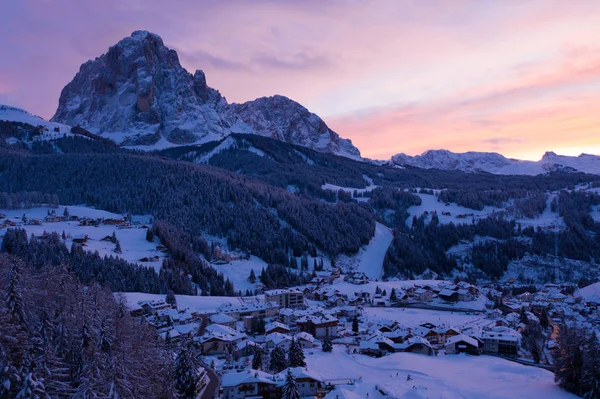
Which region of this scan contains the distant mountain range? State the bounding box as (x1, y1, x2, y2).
(391, 149, 600, 176)
(49, 30, 361, 159)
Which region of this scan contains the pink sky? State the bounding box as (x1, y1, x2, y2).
(1, 0, 599, 160)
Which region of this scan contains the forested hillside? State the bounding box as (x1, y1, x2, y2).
(1, 132, 600, 286)
(0, 252, 174, 399)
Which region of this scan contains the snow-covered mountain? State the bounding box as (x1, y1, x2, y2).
(51, 30, 360, 159)
(392, 149, 600, 176)
(0, 104, 71, 134)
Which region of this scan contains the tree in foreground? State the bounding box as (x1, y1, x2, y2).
(581, 332, 600, 399)
(174, 345, 200, 399)
(288, 338, 306, 367)
(281, 369, 300, 399)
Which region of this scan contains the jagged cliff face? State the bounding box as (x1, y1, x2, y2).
(52, 31, 360, 158)
(224, 95, 360, 158)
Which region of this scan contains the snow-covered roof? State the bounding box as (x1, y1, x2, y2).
(275, 367, 323, 383)
(221, 369, 277, 387)
(209, 313, 236, 324)
(446, 334, 479, 348)
(264, 289, 303, 295)
(295, 332, 315, 342)
(173, 323, 199, 335)
(439, 289, 458, 297)
(198, 323, 246, 343)
(265, 321, 290, 332)
(266, 332, 293, 346)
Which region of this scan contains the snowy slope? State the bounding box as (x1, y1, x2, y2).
(406, 193, 503, 227)
(305, 347, 576, 399)
(337, 222, 393, 281)
(392, 149, 600, 176)
(0, 104, 73, 139)
(575, 281, 600, 303)
(0, 206, 164, 271)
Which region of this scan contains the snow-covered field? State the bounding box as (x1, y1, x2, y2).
(516, 194, 564, 229)
(337, 222, 392, 281)
(0, 206, 164, 270)
(305, 347, 576, 399)
(576, 281, 600, 303)
(117, 292, 255, 314)
(210, 255, 267, 292)
(406, 193, 503, 227)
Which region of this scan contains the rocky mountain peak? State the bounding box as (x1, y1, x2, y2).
(51, 30, 360, 158)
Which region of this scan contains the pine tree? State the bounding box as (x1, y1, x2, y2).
(174, 345, 200, 399)
(145, 228, 154, 242)
(111, 231, 117, 244)
(165, 290, 177, 307)
(63, 207, 70, 218)
(288, 338, 306, 367)
(582, 332, 600, 399)
(248, 269, 256, 284)
(554, 324, 585, 395)
(6, 262, 25, 325)
(281, 369, 300, 399)
(322, 337, 333, 353)
(269, 347, 287, 373)
(375, 285, 381, 295)
(382, 289, 387, 297)
(352, 316, 359, 334)
(252, 347, 263, 370)
(389, 288, 397, 301)
(114, 240, 122, 254)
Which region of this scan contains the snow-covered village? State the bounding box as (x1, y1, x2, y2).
(3, 3, 600, 399)
(2, 203, 600, 398)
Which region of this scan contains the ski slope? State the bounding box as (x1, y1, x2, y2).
(337, 222, 393, 281)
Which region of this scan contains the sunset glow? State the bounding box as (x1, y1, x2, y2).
(1, 0, 599, 160)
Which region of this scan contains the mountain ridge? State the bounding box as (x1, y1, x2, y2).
(392, 148, 600, 176)
(50, 30, 361, 159)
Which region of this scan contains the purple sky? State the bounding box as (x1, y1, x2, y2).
(1, 0, 600, 160)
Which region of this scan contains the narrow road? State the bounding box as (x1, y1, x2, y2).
(199, 361, 220, 399)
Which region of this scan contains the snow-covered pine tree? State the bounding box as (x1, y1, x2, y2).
(281, 369, 300, 399)
(288, 338, 306, 367)
(165, 290, 177, 307)
(174, 345, 200, 399)
(6, 262, 25, 325)
(582, 332, 600, 399)
(252, 347, 263, 370)
(269, 346, 287, 373)
(389, 288, 397, 301)
(554, 324, 585, 395)
(15, 372, 48, 399)
(114, 240, 122, 254)
(248, 269, 256, 284)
